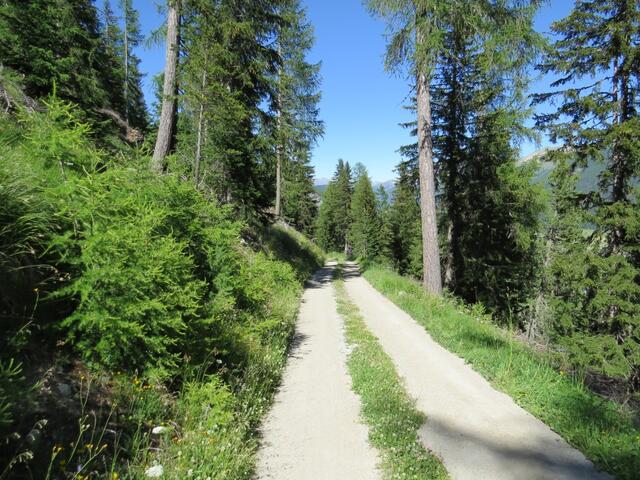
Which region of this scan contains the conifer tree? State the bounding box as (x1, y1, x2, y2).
(435, 0, 545, 319)
(366, 0, 463, 294)
(0, 0, 115, 112)
(349, 165, 382, 261)
(282, 151, 318, 235)
(152, 0, 180, 172)
(389, 153, 422, 277)
(120, 0, 146, 129)
(178, 0, 286, 214)
(273, 0, 323, 220)
(316, 160, 353, 252)
(534, 0, 640, 390)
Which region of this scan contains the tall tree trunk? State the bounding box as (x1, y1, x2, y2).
(151, 0, 180, 173)
(275, 40, 283, 219)
(275, 145, 282, 217)
(194, 69, 206, 188)
(417, 68, 443, 295)
(123, 0, 129, 124)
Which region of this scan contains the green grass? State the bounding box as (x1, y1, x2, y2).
(335, 269, 448, 480)
(364, 265, 640, 480)
(261, 224, 325, 281)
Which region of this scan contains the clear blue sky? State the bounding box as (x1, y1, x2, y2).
(101, 0, 575, 183)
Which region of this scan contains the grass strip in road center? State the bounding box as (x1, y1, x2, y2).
(334, 268, 448, 480)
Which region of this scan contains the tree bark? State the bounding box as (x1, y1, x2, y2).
(275, 40, 283, 218)
(275, 145, 282, 216)
(151, 0, 180, 173)
(417, 68, 443, 295)
(123, 0, 129, 123)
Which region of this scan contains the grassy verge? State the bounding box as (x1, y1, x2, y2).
(126, 229, 324, 479)
(363, 265, 640, 480)
(334, 268, 448, 480)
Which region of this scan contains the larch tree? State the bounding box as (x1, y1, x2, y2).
(151, 0, 180, 173)
(366, 0, 454, 294)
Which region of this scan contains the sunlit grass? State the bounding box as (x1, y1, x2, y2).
(364, 265, 640, 480)
(335, 268, 448, 480)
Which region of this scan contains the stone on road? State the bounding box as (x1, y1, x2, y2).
(255, 263, 380, 480)
(343, 263, 611, 480)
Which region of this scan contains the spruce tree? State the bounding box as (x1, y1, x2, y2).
(316, 160, 353, 252)
(349, 165, 382, 261)
(282, 151, 318, 235)
(534, 0, 640, 391)
(119, 0, 146, 129)
(389, 154, 422, 277)
(273, 0, 323, 220)
(0, 0, 116, 112)
(177, 0, 286, 214)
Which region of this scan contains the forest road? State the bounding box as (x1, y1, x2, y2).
(342, 261, 611, 480)
(255, 262, 380, 480)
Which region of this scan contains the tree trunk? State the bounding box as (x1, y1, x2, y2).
(151, 0, 180, 173)
(417, 69, 443, 295)
(275, 147, 282, 217)
(275, 40, 283, 218)
(123, 0, 129, 124)
(194, 69, 206, 188)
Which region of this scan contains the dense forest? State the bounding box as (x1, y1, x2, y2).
(0, 0, 638, 479)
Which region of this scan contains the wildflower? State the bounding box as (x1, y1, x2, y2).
(145, 465, 164, 478)
(33, 288, 39, 293)
(187, 469, 193, 477)
(152, 426, 170, 435)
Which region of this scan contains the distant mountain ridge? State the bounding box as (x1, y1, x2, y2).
(313, 179, 395, 199)
(314, 148, 623, 202)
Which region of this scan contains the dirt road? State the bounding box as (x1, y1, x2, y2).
(255, 264, 380, 480)
(342, 262, 611, 480)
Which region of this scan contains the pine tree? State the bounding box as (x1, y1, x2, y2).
(534, 0, 640, 391)
(349, 165, 382, 261)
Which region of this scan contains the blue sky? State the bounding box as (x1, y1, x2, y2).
(101, 0, 575, 182)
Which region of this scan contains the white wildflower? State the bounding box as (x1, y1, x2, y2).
(145, 465, 164, 478)
(151, 426, 170, 435)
